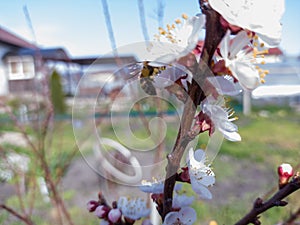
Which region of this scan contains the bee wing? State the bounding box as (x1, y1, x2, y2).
(153, 64, 191, 89)
(206, 76, 242, 96)
(114, 62, 143, 80)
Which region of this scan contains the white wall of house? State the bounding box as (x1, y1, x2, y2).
(0, 43, 9, 96)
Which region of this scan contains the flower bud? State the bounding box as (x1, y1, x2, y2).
(179, 167, 190, 182)
(87, 200, 99, 212)
(108, 208, 122, 223)
(94, 205, 110, 218)
(278, 163, 294, 189)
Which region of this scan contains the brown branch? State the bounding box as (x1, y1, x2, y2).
(162, 1, 226, 219)
(0, 204, 35, 225)
(235, 176, 300, 225)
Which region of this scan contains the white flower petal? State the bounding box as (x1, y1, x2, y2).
(201, 98, 241, 141)
(193, 149, 206, 163)
(139, 181, 164, 194)
(230, 61, 260, 90)
(179, 207, 197, 225)
(163, 211, 178, 225)
(190, 178, 213, 200)
(173, 194, 195, 208)
(151, 15, 206, 63)
(218, 128, 242, 142)
(206, 76, 242, 96)
(186, 14, 206, 52)
(208, 0, 285, 46)
(153, 64, 190, 88)
(163, 207, 197, 225)
(118, 197, 150, 220)
(229, 30, 250, 57)
(220, 30, 230, 61)
(199, 172, 216, 187)
(219, 120, 238, 132)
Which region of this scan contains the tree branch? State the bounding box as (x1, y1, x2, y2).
(0, 204, 35, 225)
(162, 1, 226, 219)
(235, 176, 300, 225)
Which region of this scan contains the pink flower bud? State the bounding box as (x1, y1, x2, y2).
(179, 167, 190, 183)
(278, 163, 294, 188)
(94, 205, 110, 218)
(87, 200, 99, 212)
(108, 208, 122, 223)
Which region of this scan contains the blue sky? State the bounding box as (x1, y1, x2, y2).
(0, 0, 299, 57)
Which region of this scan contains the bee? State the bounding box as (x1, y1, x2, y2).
(139, 61, 166, 95)
(116, 61, 188, 97)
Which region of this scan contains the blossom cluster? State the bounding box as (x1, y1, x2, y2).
(139, 149, 215, 224)
(87, 192, 151, 225)
(151, 0, 285, 142)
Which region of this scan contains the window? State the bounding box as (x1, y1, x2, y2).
(7, 56, 35, 80)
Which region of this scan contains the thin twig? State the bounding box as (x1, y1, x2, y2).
(0, 204, 35, 225)
(235, 176, 300, 225)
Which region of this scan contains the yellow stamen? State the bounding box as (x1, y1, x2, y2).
(182, 13, 188, 20)
(260, 43, 265, 48)
(167, 24, 171, 31)
(260, 73, 266, 78)
(261, 78, 265, 83)
(175, 18, 181, 24)
(160, 29, 166, 35)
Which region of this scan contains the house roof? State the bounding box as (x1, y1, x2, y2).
(18, 47, 71, 61)
(268, 47, 283, 56)
(72, 55, 137, 65)
(0, 26, 37, 49)
(3, 47, 71, 62)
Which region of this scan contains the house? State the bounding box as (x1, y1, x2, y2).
(264, 47, 283, 63)
(0, 26, 37, 96)
(72, 55, 138, 98)
(0, 26, 81, 96)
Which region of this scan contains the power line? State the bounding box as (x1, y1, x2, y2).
(137, 0, 150, 44)
(23, 4, 37, 44)
(100, 0, 118, 55)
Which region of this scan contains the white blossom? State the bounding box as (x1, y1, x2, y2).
(201, 96, 241, 142)
(208, 0, 285, 46)
(118, 197, 150, 220)
(149, 14, 206, 63)
(173, 194, 195, 208)
(220, 30, 264, 90)
(139, 180, 182, 194)
(163, 207, 197, 225)
(187, 149, 215, 200)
